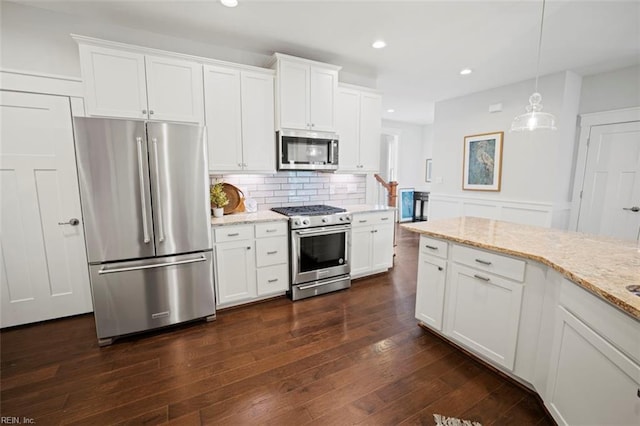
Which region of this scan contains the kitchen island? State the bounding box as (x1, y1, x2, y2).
(402, 217, 639, 426)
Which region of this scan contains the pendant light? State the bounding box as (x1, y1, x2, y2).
(511, 0, 557, 132)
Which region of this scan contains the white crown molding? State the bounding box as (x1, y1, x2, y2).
(70, 34, 275, 75)
(579, 106, 640, 128)
(0, 68, 83, 97)
(338, 82, 381, 95)
(269, 52, 342, 71)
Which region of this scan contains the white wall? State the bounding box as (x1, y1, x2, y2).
(430, 71, 582, 228)
(579, 65, 640, 114)
(0, 1, 273, 77)
(382, 119, 431, 193)
(0, 1, 376, 89)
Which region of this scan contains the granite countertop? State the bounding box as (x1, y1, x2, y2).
(402, 217, 640, 320)
(346, 204, 396, 214)
(211, 210, 287, 226)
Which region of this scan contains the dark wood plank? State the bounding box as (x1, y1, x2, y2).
(0, 224, 552, 425)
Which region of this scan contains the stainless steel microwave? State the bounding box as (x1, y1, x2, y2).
(277, 129, 339, 171)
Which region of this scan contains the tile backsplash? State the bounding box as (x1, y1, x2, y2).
(210, 172, 366, 211)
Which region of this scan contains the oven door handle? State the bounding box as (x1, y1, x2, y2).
(295, 225, 351, 236)
(297, 276, 350, 290)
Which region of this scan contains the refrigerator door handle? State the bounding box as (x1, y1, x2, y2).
(151, 137, 165, 243)
(136, 137, 151, 244)
(97, 255, 207, 275)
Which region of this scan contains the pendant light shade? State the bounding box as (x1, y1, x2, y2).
(511, 0, 557, 132)
(511, 92, 557, 131)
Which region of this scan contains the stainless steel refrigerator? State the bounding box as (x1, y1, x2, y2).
(73, 117, 215, 346)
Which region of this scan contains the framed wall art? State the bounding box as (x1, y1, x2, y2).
(425, 158, 433, 183)
(398, 188, 414, 222)
(462, 131, 504, 191)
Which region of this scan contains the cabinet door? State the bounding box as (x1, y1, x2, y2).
(79, 44, 148, 119)
(278, 61, 309, 130)
(214, 240, 257, 306)
(350, 226, 373, 278)
(203, 65, 243, 171)
(309, 67, 337, 132)
(241, 71, 276, 172)
(145, 55, 204, 123)
(415, 254, 447, 331)
(444, 264, 524, 370)
(371, 223, 394, 271)
(336, 87, 360, 171)
(359, 92, 382, 172)
(546, 307, 640, 426)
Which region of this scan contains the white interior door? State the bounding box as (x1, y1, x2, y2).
(0, 91, 93, 327)
(576, 121, 640, 241)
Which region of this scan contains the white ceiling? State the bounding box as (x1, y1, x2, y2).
(16, 0, 640, 124)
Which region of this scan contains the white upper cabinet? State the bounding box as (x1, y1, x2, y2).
(79, 44, 148, 120)
(336, 85, 382, 172)
(144, 55, 204, 123)
(76, 39, 204, 124)
(204, 65, 243, 171)
(240, 71, 276, 172)
(204, 65, 275, 172)
(272, 53, 340, 132)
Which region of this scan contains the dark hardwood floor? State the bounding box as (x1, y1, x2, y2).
(1, 225, 553, 425)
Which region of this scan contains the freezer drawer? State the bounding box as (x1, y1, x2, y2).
(89, 251, 215, 343)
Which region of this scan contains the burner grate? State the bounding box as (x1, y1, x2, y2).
(271, 205, 346, 216)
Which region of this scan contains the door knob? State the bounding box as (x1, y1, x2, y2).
(623, 206, 640, 212)
(58, 218, 80, 226)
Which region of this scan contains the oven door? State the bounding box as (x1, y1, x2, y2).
(291, 224, 351, 284)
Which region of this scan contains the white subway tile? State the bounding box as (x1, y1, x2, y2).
(303, 183, 324, 190)
(296, 189, 317, 196)
(288, 195, 310, 203)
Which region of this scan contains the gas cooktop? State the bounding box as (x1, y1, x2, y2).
(271, 205, 346, 217)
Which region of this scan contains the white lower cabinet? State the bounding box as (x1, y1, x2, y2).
(444, 264, 523, 371)
(414, 252, 446, 331)
(414, 237, 640, 425)
(214, 238, 257, 306)
(350, 211, 394, 279)
(545, 281, 640, 426)
(213, 221, 289, 308)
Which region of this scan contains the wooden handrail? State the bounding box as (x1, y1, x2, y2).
(373, 174, 398, 208)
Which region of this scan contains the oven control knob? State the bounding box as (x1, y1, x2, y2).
(322, 218, 328, 223)
(294, 220, 301, 226)
(302, 219, 310, 226)
(345, 216, 352, 222)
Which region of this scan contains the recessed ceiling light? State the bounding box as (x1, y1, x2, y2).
(387, 109, 395, 113)
(220, 0, 238, 7)
(460, 68, 473, 75)
(372, 40, 387, 49)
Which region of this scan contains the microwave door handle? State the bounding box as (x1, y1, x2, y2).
(329, 141, 335, 164)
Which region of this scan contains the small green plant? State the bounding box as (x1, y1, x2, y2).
(210, 181, 229, 208)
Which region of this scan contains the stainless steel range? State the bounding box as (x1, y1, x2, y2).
(271, 205, 352, 300)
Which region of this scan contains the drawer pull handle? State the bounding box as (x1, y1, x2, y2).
(425, 245, 438, 250)
(475, 259, 492, 266)
(359, 220, 368, 223)
(267, 278, 279, 283)
(437, 266, 443, 271)
(267, 251, 278, 255)
(227, 232, 240, 237)
(473, 274, 490, 282)
(380, 217, 389, 221)
(266, 229, 277, 233)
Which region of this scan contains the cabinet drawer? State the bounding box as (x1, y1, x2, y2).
(257, 264, 289, 295)
(214, 225, 254, 243)
(352, 211, 394, 228)
(255, 237, 288, 267)
(255, 221, 288, 238)
(420, 236, 449, 259)
(451, 244, 525, 282)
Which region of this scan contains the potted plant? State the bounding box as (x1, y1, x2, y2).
(210, 181, 229, 218)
